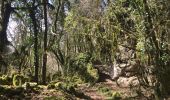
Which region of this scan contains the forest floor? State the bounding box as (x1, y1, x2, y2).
(2, 73, 170, 100)
(0, 75, 148, 100)
(2, 79, 170, 100)
(27, 79, 139, 100)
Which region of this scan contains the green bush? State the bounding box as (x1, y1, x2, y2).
(86, 63, 99, 83)
(63, 53, 99, 85)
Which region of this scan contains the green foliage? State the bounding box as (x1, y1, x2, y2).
(110, 92, 122, 100)
(85, 63, 99, 84)
(13, 74, 25, 86)
(98, 86, 121, 100)
(47, 83, 56, 89)
(63, 53, 98, 84)
(54, 82, 76, 93)
(64, 4, 118, 64)
(98, 86, 110, 93)
(53, 81, 90, 99)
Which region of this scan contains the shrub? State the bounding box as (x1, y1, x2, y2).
(63, 53, 99, 85)
(86, 63, 99, 83)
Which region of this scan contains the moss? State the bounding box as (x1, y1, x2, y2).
(0, 86, 25, 98)
(77, 63, 99, 85)
(47, 83, 56, 89)
(69, 75, 83, 84)
(55, 82, 63, 89)
(22, 82, 38, 90)
(98, 86, 110, 93)
(13, 74, 25, 86)
(98, 86, 121, 100)
(111, 92, 121, 100)
(55, 82, 76, 94)
(0, 75, 12, 85)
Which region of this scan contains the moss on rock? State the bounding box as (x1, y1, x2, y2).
(13, 74, 25, 86)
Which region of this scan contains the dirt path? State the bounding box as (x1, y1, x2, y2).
(79, 84, 105, 100)
(26, 80, 131, 100)
(79, 79, 130, 100)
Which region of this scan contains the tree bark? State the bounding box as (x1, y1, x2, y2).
(0, 2, 12, 52)
(29, 0, 39, 83)
(42, 0, 48, 85)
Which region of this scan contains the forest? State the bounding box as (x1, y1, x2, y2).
(0, 0, 170, 100)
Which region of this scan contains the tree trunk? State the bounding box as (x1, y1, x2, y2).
(42, 0, 48, 85)
(0, 2, 12, 52)
(29, 1, 39, 83)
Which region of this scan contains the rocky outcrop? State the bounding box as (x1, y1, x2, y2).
(110, 45, 140, 87)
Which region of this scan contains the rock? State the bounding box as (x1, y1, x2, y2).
(111, 63, 122, 80)
(119, 63, 129, 68)
(117, 76, 139, 87)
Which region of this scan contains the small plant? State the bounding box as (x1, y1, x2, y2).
(98, 86, 122, 100)
(98, 86, 110, 93)
(111, 92, 121, 100)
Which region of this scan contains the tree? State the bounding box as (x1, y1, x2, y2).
(42, 0, 48, 85)
(0, 1, 13, 53)
(29, 0, 40, 83)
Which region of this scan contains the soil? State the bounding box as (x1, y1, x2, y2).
(26, 79, 134, 100)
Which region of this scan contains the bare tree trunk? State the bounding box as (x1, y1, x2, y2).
(0, 2, 12, 52)
(42, 0, 48, 85)
(29, 0, 39, 83)
(168, 1, 170, 51)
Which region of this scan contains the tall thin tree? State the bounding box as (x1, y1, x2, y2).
(29, 0, 39, 83)
(42, 0, 48, 84)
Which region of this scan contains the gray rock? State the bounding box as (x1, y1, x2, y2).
(117, 76, 139, 87)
